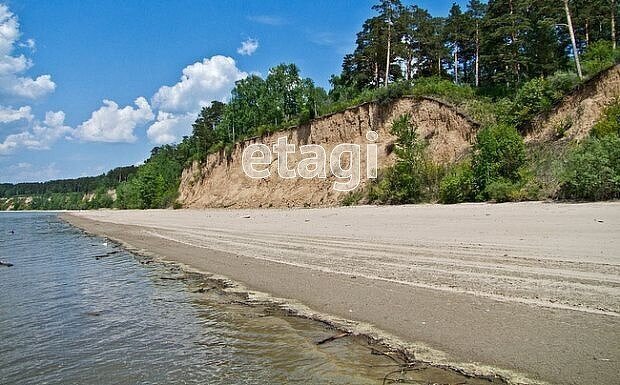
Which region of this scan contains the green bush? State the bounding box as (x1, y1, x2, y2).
(484, 178, 518, 203)
(559, 134, 620, 200)
(411, 77, 476, 104)
(591, 99, 620, 138)
(502, 78, 557, 129)
(581, 41, 619, 78)
(374, 81, 413, 105)
(381, 115, 427, 203)
(367, 114, 444, 204)
(523, 143, 568, 199)
(547, 71, 581, 95)
(472, 123, 526, 199)
(439, 162, 475, 204)
(341, 190, 364, 206)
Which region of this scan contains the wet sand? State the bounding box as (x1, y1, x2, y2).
(63, 202, 620, 384)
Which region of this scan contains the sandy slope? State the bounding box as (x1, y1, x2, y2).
(64, 202, 620, 384)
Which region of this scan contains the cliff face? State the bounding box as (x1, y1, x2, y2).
(526, 64, 620, 143)
(179, 97, 479, 208)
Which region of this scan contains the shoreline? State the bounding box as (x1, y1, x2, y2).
(61, 214, 519, 385)
(60, 203, 620, 385)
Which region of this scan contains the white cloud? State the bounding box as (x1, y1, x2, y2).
(0, 4, 55, 101)
(18, 38, 35, 51)
(152, 55, 246, 114)
(147, 55, 246, 144)
(0, 105, 32, 123)
(74, 97, 154, 143)
(0, 110, 72, 155)
(237, 38, 259, 56)
(147, 111, 196, 145)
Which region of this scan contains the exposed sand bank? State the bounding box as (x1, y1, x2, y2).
(63, 202, 620, 384)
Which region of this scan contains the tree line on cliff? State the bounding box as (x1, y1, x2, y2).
(1, 0, 619, 209)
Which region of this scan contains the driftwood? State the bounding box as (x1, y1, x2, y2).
(316, 332, 350, 345)
(94, 250, 122, 260)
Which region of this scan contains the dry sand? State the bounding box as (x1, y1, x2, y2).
(63, 202, 620, 385)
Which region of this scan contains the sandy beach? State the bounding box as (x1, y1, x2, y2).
(63, 202, 620, 385)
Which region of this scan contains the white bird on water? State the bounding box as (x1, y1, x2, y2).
(102, 242, 108, 247)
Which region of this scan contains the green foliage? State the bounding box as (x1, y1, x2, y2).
(439, 162, 474, 204)
(383, 115, 427, 203)
(410, 77, 476, 104)
(216, 64, 326, 144)
(484, 178, 519, 203)
(547, 71, 581, 94)
(559, 135, 620, 201)
(500, 78, 556, 129)
(341, 191, 364, 206)
(367, 114, 444, 204)
(525, 142, 569, 199)
(591, 99, 620, 138)
(115, 145, 185, 209)
(472, 123, 526, 199)
(0, 166, 137, 198)
(581, 41, 620, 78)
(192, 101, 226, 160)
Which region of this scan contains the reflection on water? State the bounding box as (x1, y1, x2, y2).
(0, 213, 504, 384)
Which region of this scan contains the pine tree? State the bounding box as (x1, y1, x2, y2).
(466, 0, 487, 86)
(482, 0, 529, 87)
(445, 3, 472, 84)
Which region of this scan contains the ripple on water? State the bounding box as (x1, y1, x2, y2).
(0, 213, 507, 385)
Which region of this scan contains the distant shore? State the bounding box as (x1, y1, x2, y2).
(62, 202, 620, 385)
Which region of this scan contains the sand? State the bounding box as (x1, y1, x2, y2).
(63, 202, 620, 385)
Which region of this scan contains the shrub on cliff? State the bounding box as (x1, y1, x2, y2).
(439, 162, 475, 204)
(500, 78, 556, 129)
(368, 114, 443, 204)
(559, 134, 620, 201)
(581, 41, 620, 78)
(411, 77, 476, 105)
(591, 99, 620, 138)
(472, 123, 526, 200)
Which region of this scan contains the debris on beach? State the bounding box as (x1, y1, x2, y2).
(316, 332, 350, 345)
(94, 250, 122, 260)
(160, 274, 185, 280)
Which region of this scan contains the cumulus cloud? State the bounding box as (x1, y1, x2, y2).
(0, 4, 55, 101)
(147, 55, 246, 144)
(0, 110, 72, 155)
(74, 97, 154, 143)
(0, 105, 32, 123)
(152, 55, 246, 114)
(147, 111, 196, 145)
(237, 38, 259, 56)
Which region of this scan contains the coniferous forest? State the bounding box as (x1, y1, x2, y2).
(2, 0, 619, 210)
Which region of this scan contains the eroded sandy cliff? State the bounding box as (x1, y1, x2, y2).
(526, 64, 620, 142)
(179, 97, 479, 208)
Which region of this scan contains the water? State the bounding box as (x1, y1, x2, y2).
(0, 213, 502, 385)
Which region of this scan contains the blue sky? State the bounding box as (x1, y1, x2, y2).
(0, 0, 468, 183)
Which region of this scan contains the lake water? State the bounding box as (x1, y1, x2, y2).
(0, 212, 502, 385)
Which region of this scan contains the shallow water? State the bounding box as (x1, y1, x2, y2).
(0, 213, 502, 384)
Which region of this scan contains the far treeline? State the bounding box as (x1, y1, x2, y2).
(1, 0, 619, 210)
